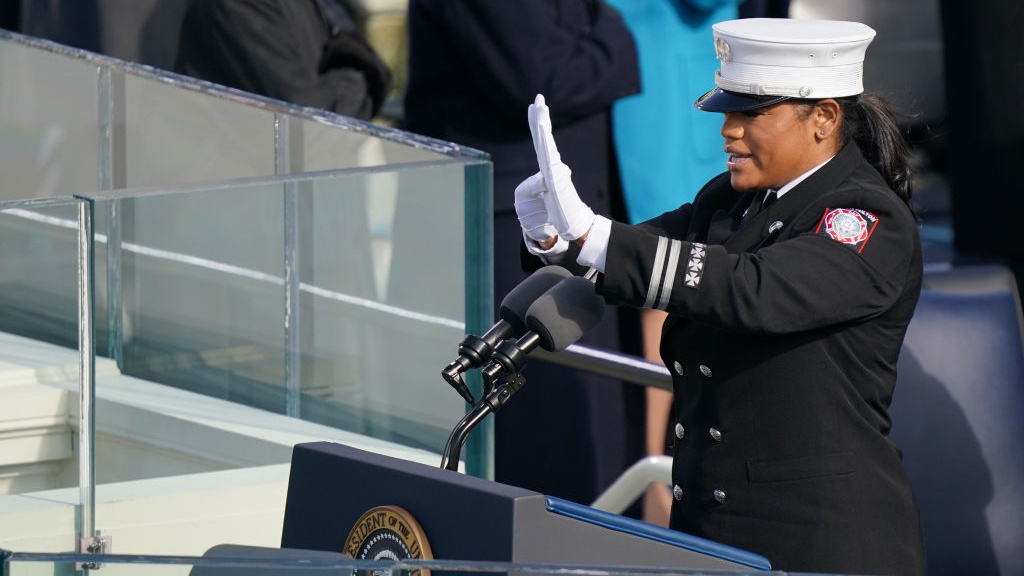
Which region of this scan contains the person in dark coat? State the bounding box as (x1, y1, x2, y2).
(515, 18, 928, 575)
(940, 0, 1024, 302)
(403, 0, 646, 506)
(174, 0, 392, 121)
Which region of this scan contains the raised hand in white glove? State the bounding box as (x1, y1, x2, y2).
(514, 172, 557, 243)
(514, 172, 570, 256)
(528, 94, 595, 241)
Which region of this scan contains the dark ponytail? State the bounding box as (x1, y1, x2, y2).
(837, 93, 914, 210)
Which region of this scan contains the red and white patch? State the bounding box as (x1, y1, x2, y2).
(815, 208, 878, 253)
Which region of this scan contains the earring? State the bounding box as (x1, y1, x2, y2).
(819, 129, 826, 136)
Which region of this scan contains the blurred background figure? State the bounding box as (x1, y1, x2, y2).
(607, 0, 743, 223)
(174, 0, 393, 121)
(402, 0, 647, 508)
(939, 0, 1024, 300)
(738, 0, 788, 17)
(0, 0, 18, 30)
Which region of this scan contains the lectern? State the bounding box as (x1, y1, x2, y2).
(278, 441, 771, 571)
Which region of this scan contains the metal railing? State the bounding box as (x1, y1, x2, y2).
(534, 344, 672, 391)
(536, 343, 674, 514)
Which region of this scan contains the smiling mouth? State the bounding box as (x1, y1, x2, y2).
(726, 153, 753, 168)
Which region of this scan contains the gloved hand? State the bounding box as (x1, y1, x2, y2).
(320, 30, 394, 117)
(514, 172, 558, 243)
(528, 94, 595, 241)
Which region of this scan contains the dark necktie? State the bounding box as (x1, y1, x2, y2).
(744, 190, 776, 222)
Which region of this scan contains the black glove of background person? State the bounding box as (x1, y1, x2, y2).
(320, 31, 394, 117)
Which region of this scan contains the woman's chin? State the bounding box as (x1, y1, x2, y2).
(728, 173, 759, 192)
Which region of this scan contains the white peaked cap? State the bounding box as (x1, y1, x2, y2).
(695, 18, 876, 112)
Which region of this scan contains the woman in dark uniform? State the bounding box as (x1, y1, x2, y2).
(514, 18, 928, 576)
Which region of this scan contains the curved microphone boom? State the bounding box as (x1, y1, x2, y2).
(480, 275, 605, 386)
(441, 274, 605, 471)
(441, 265, 572, 402)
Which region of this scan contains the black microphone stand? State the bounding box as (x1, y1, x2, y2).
(440, 370, 526, 471)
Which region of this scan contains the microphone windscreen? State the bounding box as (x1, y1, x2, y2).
(499, 265, 573, 336)
(525, 276, 605, 352)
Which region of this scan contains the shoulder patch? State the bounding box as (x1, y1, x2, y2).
(814, 208, 878, 253)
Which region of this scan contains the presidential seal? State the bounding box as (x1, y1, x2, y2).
(344, 505, 433, 576)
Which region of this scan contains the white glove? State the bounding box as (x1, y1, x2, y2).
(514, 172, 558, 243)
(528, 94, 595, 241)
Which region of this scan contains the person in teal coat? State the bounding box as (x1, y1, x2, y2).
(604, 0, 742, 223)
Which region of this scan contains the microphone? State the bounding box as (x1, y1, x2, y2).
(440, 275, 604, 471)
(480, 275, 605, 386)
(441, 265, 572, 402)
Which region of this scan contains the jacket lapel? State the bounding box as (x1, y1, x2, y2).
(705, 192, 752, 245)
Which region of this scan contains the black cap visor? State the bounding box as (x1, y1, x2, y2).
(694, 88, 790, 112)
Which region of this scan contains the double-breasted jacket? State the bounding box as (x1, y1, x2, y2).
(597, 143, 928, 576)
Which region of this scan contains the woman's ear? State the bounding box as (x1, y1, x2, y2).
(814, 99, 841, 140)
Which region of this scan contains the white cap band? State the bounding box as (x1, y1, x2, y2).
(710, 18, 875, 99)
(714, 61, 865, 98)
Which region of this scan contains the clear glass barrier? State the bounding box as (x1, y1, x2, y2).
(0, 28, 483, 196)
(0, 200, 83, 348)
(0, 164, 490, 556)
(0, 41, 100, 201)
(87, 164, 488, 453)
(0, 549, 809, 576)
(118, 73, 456, 190)
(0, 28, 493, 557)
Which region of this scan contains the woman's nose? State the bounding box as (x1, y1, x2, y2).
(721, 113, 743, 139)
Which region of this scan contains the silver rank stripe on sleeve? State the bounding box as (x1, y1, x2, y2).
(643, 238, 707, 311)
(643, 237, 682, 310)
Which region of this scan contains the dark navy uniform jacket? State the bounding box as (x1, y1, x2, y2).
(598, 143, 928, 576)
